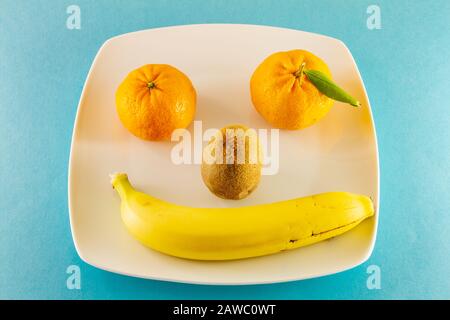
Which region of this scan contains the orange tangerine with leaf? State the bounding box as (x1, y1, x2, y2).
(250, 49, 359, 130)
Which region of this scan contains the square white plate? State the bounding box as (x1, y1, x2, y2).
(68, 24, 379, 285)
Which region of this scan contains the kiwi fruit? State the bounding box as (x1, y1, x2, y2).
(201, 124, 262, 200)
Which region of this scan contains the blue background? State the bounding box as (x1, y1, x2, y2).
(1, 0, 449, 299)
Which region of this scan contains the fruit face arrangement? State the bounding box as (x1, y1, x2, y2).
(112, 50, 372, 261)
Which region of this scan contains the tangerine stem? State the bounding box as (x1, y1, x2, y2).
(147, 81, 156, 89)
(294, 62, 306, 86)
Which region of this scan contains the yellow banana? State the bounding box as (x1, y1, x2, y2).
(111, 173, 374, 261)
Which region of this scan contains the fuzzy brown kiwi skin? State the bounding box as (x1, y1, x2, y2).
(201, 162, 261, 200)
(201, 124, 262, 200)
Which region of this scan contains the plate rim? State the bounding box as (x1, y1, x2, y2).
(67, 23, 380, 285)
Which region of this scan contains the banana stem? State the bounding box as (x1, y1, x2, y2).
(110, 173, 132, 199)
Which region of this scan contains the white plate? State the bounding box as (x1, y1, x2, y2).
(68, 24, 379, 285)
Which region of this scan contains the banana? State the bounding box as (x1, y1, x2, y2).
(111, 173, 374, 261)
